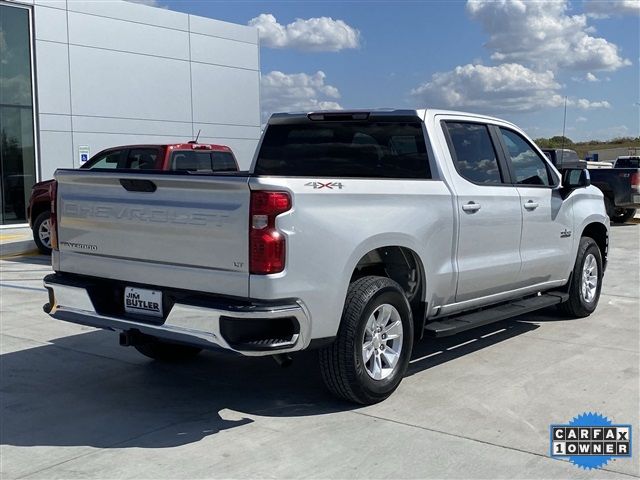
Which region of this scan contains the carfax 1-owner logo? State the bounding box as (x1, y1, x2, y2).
(550, 412, 632, 469)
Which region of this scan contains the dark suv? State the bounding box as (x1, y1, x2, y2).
(28, 143, 238, 254)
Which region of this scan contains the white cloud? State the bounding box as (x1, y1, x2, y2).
(576, 116, 588, 122)
(410, 63, 610, 113)
(466, 0, 631, 71)
(248, 14, 360, 52)
(559, 97, 606, 110)
(261, 71, 343, 122)
(574, 98, 611, 109)
(572, 71, 604, 82)
(584, 0, 640, 18)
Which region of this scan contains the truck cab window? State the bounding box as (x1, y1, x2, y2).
(125, 148, 160, 170)
(170, 151, 238, 172)
(255, 122, 431, 179)
(83, 150, 123, 169)
(211, 151, 238, 171)
(500, 129, 553, 186)
(445, 122, 503, 184)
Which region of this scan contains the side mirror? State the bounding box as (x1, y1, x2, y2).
(562, 168, 590, 191)
(562, 168, 591, 190)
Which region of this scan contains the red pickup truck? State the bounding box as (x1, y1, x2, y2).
(28, 143, 239, 254)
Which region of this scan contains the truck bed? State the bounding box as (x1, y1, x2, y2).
(589, 167, 640, 210)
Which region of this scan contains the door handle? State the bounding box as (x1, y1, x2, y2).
(462, 201, 481, 213)
(523, 200, 539, 210)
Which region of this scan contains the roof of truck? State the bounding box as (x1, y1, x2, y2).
(98, 143, 233, 152)
(267, 108, 518, 129)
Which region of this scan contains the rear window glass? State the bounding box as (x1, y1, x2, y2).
(615, 157, 639, 168)
(255, 122, 431, 178)
(562, 150, 580, 162)
(170, 151, 237, 172)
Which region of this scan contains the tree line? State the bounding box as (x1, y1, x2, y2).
(534, 136, 640, 148)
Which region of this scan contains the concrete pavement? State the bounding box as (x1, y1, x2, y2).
(0, 227, 37, 258)
(0, 225, 638, 479)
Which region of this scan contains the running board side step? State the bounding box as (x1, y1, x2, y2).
(424, 292, 569, 338)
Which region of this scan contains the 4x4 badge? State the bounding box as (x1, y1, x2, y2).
(560, 229, 572, 238)
(304, 181, 344, 190)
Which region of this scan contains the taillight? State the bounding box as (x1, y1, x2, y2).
(249, 191, 291, 274)
(631, 172, 640, 192)
(49, 180, 59, 250)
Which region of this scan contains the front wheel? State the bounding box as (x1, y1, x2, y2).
(319, 276, 414, 405)
(558, 237, 603, 318)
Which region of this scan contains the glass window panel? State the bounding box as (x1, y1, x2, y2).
(445, 122, 503, 184)
(125, 148, 161, 169)
(84, 150, 124, 169)
(1, 106, 35, 223)
(1, 5, 36, 224)
(500, 128, 552, 186)
(256, 122, 431, 179)
(211, 151, 237, 171)
(0, 5, 33, 107)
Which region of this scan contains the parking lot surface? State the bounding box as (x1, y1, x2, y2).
(1, 225, 638, 479)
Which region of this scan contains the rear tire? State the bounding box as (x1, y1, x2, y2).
(611, 208, 636, 224)
(558, 237, 603, 318)
(33, 211, 52, 255)
(134, 339, 202, 362)
(319, 276, 413, 405)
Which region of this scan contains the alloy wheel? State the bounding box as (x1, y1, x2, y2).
(361, 303, 404, 380)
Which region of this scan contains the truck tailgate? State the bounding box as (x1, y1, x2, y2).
(54, 170, 250, 297)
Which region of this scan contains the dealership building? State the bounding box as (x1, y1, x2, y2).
(0, 0, 261, 226)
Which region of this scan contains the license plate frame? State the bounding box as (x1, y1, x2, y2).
(124, 286, 163, 318)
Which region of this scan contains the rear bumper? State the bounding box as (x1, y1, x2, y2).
(612, 193, 640, 209)
(43, 274, 311, 356)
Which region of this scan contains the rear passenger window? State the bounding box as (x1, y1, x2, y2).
(445, 122, 503, 184)
(499, 128, 552, 186)
(125, 148, 160, 170)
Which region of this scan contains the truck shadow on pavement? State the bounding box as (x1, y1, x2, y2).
(0, 254, 51, 268)
(610, 223, 638, 228)
(0, 311, 569, 450)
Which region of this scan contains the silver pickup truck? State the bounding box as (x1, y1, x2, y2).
(44, 109, 609, 404)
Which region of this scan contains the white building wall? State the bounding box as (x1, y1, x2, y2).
(23, 0, 260, 179)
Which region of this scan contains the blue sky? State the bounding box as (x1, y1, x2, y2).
(158, 0, 639, 141)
